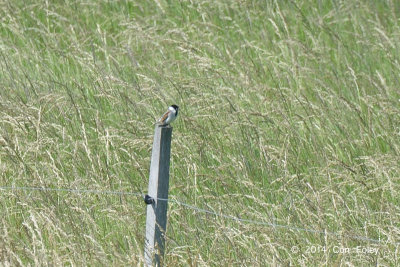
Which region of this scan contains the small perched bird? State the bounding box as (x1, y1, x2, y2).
(157, 105, 179, 126)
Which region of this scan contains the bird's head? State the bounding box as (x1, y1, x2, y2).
(170, 105, 179, 115)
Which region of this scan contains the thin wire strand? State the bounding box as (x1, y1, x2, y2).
(0, 186, 396, 245)
(0, 186, 143, 197)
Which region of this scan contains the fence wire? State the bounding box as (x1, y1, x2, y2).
(0, 185, 397, 245)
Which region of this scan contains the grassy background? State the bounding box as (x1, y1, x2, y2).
(1, 0, 400, 265)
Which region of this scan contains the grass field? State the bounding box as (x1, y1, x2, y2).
(1, 0, 400, 265)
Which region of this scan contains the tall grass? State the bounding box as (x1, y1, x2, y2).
(1, 0, 399, 265)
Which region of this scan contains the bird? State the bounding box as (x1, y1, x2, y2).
(157, 105, 179, 126)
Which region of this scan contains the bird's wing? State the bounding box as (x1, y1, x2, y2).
(158, 110, 170, 123)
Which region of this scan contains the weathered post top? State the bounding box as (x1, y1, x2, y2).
(144, 125, 173, 267)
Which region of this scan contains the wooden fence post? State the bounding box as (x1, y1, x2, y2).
(144, 125, 173, 267)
